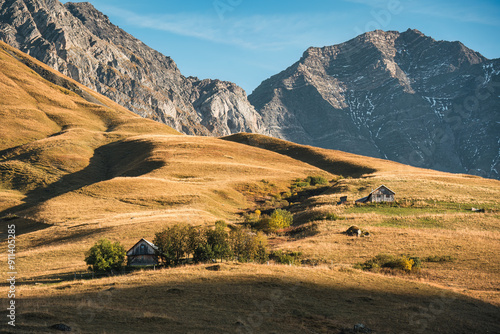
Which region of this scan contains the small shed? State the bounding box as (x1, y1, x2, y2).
(356, 185, 395, 203)
(126, 238, 159, 266)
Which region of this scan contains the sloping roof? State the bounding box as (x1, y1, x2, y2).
(371, 184, 396, 195)
(355, 196, 369, 203)
(126, 238, 158, 256)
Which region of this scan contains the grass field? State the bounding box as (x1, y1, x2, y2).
(0, 41, 499, 333)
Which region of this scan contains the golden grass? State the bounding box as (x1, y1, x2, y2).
(0, 264, 498, 333)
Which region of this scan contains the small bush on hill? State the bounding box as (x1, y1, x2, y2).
(271, 250, 302, 265)
(355, 254, 417, 272)
(263, 209, 293, 232)
(286, 222, 320, 239)
(325, 213, 345, 221)
(305, 175, 328, 186)
(85, 239, 126, 273)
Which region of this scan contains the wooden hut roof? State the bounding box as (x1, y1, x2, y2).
(126, 238, 158, 256)
(370, 184, 396, 195)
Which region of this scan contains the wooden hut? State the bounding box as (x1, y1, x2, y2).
(126, 238, 159, 266)
(356, 185, 395, 203)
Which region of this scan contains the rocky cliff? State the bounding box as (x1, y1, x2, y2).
(0, 0, 263, 135)
(249, 29, 500, 179)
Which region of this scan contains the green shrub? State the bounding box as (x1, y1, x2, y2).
(206, 220, 232, 262)
(230, 227, 268, 263)
(265, 209, 293, 232)
(272, 250, 302, 265)
(286, 222, 320, 239)
(85, 239, 126, 273)
(355, 254, 417, 272)
(305, 175, 328, 186)
(293, 181, 310, 188)
(193, 243, 214, 264)
(410, 256, 422, 270)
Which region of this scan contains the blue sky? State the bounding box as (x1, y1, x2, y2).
(62, 0, 500, 94)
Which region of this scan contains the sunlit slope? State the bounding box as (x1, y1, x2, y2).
(224, 133, 500, 204)
(0, 41, 179, 150)
(0, 40, 179, 215)
(0, 41, 331, 224)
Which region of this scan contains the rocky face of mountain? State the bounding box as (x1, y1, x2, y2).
(0, 0, 263, 135)
(249, 29, 500, 179)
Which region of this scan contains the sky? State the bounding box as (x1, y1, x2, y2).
(61, 0, 500, 94)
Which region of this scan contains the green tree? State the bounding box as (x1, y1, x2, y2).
(254, 232, 269, 264)
(206, 220, 231, 262)
(85, 238, 126, 273)
(193, 243, 215, 264)
(230, 227, 269, 263)
(153, 224, 191, 265)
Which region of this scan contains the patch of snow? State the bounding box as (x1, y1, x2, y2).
(422, 96, 451, 119)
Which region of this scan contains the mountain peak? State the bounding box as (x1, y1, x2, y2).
(250, 29, 500, 179)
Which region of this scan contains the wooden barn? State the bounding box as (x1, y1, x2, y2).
(126, 238, 159, 266)
(356, 185, 395, 203)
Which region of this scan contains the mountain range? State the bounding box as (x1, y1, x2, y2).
(250, 29, 500, 179)
(0, 0, 498, 179)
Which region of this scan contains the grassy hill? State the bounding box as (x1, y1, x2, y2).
(0, 42, 499, 333)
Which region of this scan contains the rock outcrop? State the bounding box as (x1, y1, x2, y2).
(250, 29, 500, 179)
(0, 0, 263, 135)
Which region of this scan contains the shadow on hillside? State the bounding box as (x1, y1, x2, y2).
(0, 217, 52, 239)
(13, 269, 500, 334)
(0, 139, 165, 218)
(223, 134, 376, 178)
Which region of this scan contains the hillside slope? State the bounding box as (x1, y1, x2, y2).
(0, 40, 326, 224)
(0, 0, 263, 136)
(249, 29, 500, 179)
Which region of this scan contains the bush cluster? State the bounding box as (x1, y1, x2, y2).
(355, 254, 421, 272)
(253, 209, 294, 233)
(305, 175, 329, 186)
(271, 250, 303, 266)
(153, 221, 268, 265)
(291, 175, 329, 191)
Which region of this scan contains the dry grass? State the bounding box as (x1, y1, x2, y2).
(0, 41, 499, 333)
(1, 264, 499, 334)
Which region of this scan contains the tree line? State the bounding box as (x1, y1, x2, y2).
(153, 221, 268, 265)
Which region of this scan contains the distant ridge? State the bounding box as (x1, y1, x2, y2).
(249, 29, 500, 179)
(1, 1, 498, 179)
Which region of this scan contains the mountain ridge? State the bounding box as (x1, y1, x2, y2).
(0, 0, 498, 179)
(249, 29, 500, 179)
(0, 0, 264, 136)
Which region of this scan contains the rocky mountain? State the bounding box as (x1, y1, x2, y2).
(249, 29, 500, 179)
(0, 0, 263, 135)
